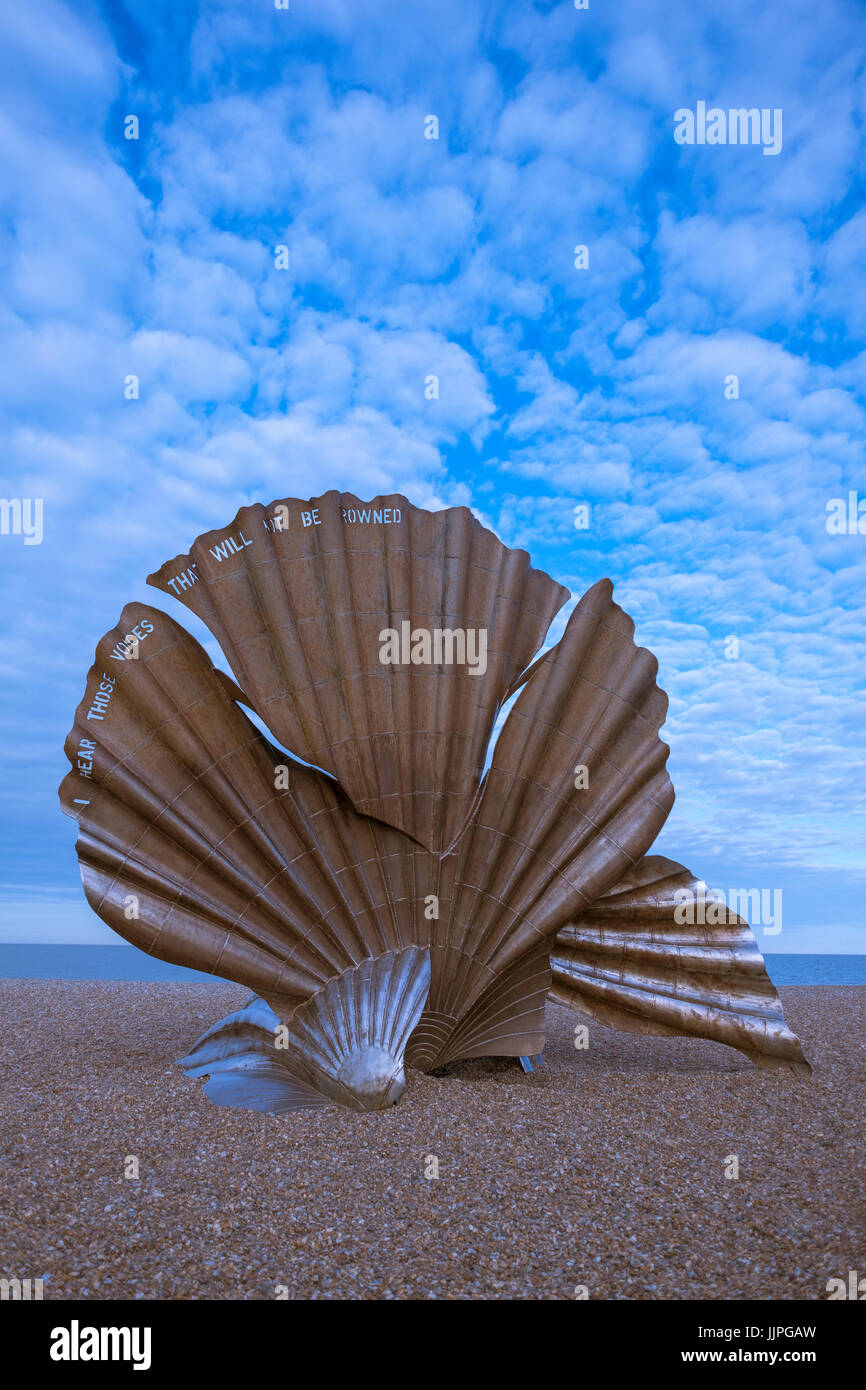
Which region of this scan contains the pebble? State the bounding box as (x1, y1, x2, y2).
(0, 981, 862, 1300)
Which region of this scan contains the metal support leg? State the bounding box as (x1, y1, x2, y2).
(518, 1054, 544, 1074)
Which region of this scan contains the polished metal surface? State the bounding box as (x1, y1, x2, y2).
(59, 493, 810, 1112)
(406, 576, 675, 1071)
(550, 856, 810, 1076)
(180, 948, 431, 1112)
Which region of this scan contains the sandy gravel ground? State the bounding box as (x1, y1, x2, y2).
(1, 981, 863, 1300)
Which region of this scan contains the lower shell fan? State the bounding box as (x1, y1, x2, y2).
(180, 949, 432, 1113)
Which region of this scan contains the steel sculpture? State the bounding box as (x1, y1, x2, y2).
(59, 492, 810, 1113)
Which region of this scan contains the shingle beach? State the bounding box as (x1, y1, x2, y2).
(1, 981, 862, 1300)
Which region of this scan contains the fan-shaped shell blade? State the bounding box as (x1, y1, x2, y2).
(181, 948, 431, 1112)
(179, 996, 330, 1113)
(408, 578, 675, 1069)
(146, 492, 569, 854)
(408, 939, 551, 1067)
(59, 602, 434, 1017)
(549, 855, 811, 1075)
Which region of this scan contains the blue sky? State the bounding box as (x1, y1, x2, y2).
(1, 0, 864, 951)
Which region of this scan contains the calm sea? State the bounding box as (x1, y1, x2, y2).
(0, 945, 864, 985)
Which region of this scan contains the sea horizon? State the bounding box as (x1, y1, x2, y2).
(1, 943, 865, 986)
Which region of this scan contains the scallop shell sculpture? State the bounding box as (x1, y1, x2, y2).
(59, 492, 810, 1114)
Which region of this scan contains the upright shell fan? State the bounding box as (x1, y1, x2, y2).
(147, 490, 569, 856)
(406, 578, 676, 1070)
(59, 493, 810, 1113)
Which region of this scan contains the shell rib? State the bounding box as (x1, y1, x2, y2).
(59, 601, 434, 1025)
(407, 578, 675, 1069)
(180, 948, 431, 1112)
(146, 491, 569, 855)
(549, 855, 811, 1076)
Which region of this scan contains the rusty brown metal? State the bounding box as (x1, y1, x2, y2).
(59, 495, 810, 1111)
